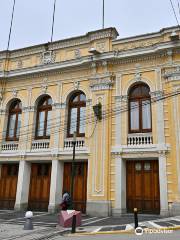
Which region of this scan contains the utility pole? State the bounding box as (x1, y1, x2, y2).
(102, 0, 105, 29)
(70, 132, 77, 209)
(51, 0, 57, 42)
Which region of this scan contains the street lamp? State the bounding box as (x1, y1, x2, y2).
(70, 131, 77, 209)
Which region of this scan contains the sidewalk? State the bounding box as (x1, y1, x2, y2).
(1, 211, 180, 239)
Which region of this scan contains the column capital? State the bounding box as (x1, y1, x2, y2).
(52, 102, 66, 110)
(150, 90, 163, 100)
(115, 95, 128, 103)
(22, 106, 36, 113)
(158, 150, 167, 158)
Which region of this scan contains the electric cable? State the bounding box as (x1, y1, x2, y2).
(0, 88, 179, 144)
(176, 0, 180, 16)
(0, 81, 176, 134)
(169, 0, 180, 27)
(1, 88, 180, 141)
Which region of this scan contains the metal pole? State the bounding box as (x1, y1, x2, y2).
(51, 0, 57, 42)
(70, 132, 76, 209)
(134, 208, 139, 229)
(7, 0, 16, 51)
(102, 0, 105, 29)
(71, 214, 76, 233)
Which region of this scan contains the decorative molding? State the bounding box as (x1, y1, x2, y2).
(17, 59, 23, 69)
(86, 99, 92, 106)
(41, 51, 56, 64)
(12, 88, 18, 98)
(91, 62, 97, 75)
(52, 102, 66, 109)
(115, 95, 128, 103)
(150, 90, 163, 100)
(22, 106, 36, 113)
(74, 49, 81, 59)
(164, 66, 180, 81)
(41, 77, 48, 94)
(96, 42, 106, 53)
(0, 89, 3, 102)
(73, 80, 80, 90)
(89, 74, 115, 91)
(134, 72, 142, 82)
(167, 49, 173, 64)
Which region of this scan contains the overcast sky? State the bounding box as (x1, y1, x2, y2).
(0, 0, 179, 51)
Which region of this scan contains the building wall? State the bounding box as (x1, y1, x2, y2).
(0, 26, 180, 216)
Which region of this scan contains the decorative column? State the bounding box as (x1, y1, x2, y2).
(86, 73, 114, 217)
(151, 91, 165, 145)
(51, 103, 61, 153)
(50, 82, 62, 153)
(0, 109, 6, 146)
(173, 87, 180, 198)
(19, 107, 30, 152)
(14, 160, 31, 211)
(48, 159, 64, 213)
(151, 91, 168, 215)
(158, 151, 169, 216)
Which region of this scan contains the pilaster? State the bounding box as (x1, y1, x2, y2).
(48, 160, 64, 213)
(158, 151, 169, 216)
(14, 161, 31, 211)
(112, 154, 126, 216)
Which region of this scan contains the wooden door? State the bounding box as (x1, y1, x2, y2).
(28, 163, 51, 211)
(63, 162, 87, 213)
(126, 160, 160, 214)
(0, 164, 19, 209)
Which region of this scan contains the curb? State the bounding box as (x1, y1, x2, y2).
(67, 226, 180, 236)
(67, 230, 134, 236)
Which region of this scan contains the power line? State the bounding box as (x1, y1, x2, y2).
(176, 0, 180, 16)
(2, 88, 180, 139)
(0, 86, 178, 139)
(0, 89, 179, 144)
(7, 0, 16, 51)
(169, 0, 180, 26)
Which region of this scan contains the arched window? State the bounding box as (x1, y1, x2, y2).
(6, 100, 22, 141)
(68, 91, 86, 137)
(35, 96, 52, 139)
(128, 83, 152, 133)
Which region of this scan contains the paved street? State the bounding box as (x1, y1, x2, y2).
(60, 231, 180, 240)
(1, 210, 180, 239)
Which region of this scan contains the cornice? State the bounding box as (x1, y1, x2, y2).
(0, 42, 179, 80)
(113, 25, 179, 45)
(0, 28, 118, 59)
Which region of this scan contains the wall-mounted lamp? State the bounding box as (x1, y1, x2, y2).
(93, 102, 102, 120)
(88, 47, 101, 55)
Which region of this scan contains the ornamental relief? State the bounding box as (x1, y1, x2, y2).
(164, 66, 180, 81)
(89, 74, 115, 91)
(41, 51, 56, 64)
(113, 38, 161, 52)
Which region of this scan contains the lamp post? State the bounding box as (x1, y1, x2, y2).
(70, 131, 77, 209)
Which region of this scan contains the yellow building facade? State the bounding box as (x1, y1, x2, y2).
(0, 26, 180, 216)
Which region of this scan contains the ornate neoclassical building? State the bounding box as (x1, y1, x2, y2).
(0, 26, 180, 216)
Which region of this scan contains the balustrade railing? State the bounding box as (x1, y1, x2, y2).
(31, 140, 50, 150)
(1, 142, 19, 151)
(64, 138, 85, 150)
(127, 133, 153, 146)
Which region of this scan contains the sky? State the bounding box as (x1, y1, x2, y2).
(0, 0, 179, 51)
